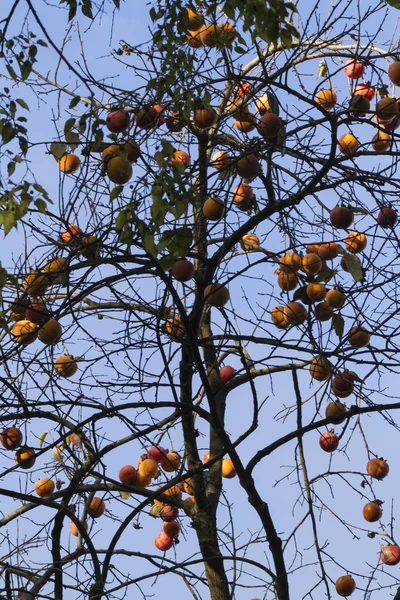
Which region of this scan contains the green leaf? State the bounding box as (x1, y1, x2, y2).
(2, 211, 16, 236)
(34, 199, 47, 213)
(332, 314, 345, 338)
(383, 0, 400, 7)
(50, 142, 67, 160)
(69, 96, 81, 109)
(113, 0, 120, 7)
(110, 186, 123, 201)
(28, 45, 38, 59)
(7, 162, 15, 177)
(20, 60, 32, 80)
(151, 195, 169, 225)
(162, 227, 193, 255)
(82, 0, 94, 19)
(65, 131, 79, 151)
(64, 117, 75, 134)
(115, 210, 129, 231)
(37, 39, 48, 47)
(347, 370, 364, 383)
(342, 254, 363, 282)
(2, 123, 15, 145)
(142, 230, 157, 256)
(6, 64, 17, 80)
(315, 269, 337, 283)
(159, 255, 176, 272)
(16, 98, 29, 111)
(68, 0, 77, 21)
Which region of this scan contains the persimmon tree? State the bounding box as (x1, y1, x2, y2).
(2, 0, 400, 599)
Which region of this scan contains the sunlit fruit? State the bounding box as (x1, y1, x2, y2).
(325, 400, 347, 423)
(348, 325, 370, 348)
(1, 426, 23, 450)
(338, 133, 359, 156)
(38, 318, 62, 345)
(325, 289, 345, 309)
(315, 88, 337, 110)
(186, 8, 204, 32)
(237, 82, 251, 96)
(204, 283, 230, 307)
(255, 93, 271, 115)
(164, 485, 182, 500)
(234, 113, 256, 132)
(280, 252, 302, 273)
(106, 110, 130, 133)
(35, 477, 55, 497)
(331, 372, 354, 398)
(362, 501, 383, 522)
(168, 150, 191, 170)
(136, 472, 152, 488)
(203, 451, 210, 464)
(54, 355, 78, 378)
(161, 452, 181, 473)
(388, 61, 400, 85)
(372, 131, 391, 152)
(164, 316, 185, 340)
(102, 140, 140, 163)
(317, 242, 338, 260)
(232, 183, 254, 210)
(186, 30, 203, 48)
(203, 197, 225, 220)
(25, 303, 48, 324)
(284, 302, 307, 325)
(171, 260, 195, 282)
(335, 575, 356, 597)
(306, 283, 326, 302)
(345, 231, 367, 254)
(14, 447, 36, 469)
(240, 234, 260, 251)
(377, 206, 397, 227)
(344, 59, 365, 79)
(380, 545, 400, 565)
(226, 96, 249, 118)
(212, 150, 231, 170)
(58, 153, 80, 174)
(319, 431, 339, 452)
(106, 157, 133, 184)
(139, 458, 159, 479)
(61, 224, 83, 246)
(23, 272, 50, 297)
(270, 305, 290, 329)
(309, 357, 331, 381)
(302, 253, 322, 275)
(70, 521, 88, 537)
(220, 365, 236, 382)
(314, 302, 333, 322)
(329, 206, 354, 229)
(376, 97, 399, 122)
(135, 105, 159, 129)
(260, 112, 282, 137)
(119, 465, 137, 485)
(148, 445, 168, 463)
(222, 458, 236, 478)
(9, 299, 28, 322)
(155, 532, 173, 551)
(367, 457, 389, 479)
(88, 497, 106, 518)
(235, 154, 259, 178)
(277, 272, 298, 291)
(163, 520, 180, 538)
(354, 83, 375, 101)
(194, 107, 218, 128)
(43, 257, 68, 282)
(12, 320, 38, 345)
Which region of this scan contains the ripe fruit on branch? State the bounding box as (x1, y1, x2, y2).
(309, 357, 331, 381)
(23, 272, 50, 297)
(61, 224, 83, 246)
(1, 427, 23, 450)
(235, 154, 259, 179)
(164, 485, 183, 500)
(212, 150, 231, 170)
(220, 365, 236, 382)
(232, 183, 254, 210)
(106, 157, 133, 184)
(270, 305, 290, 328)
(283, 302, 307, 325)
(135, 106, 159, 129)
(294, 285, 315, 306)
(166, 111, 185, 132)
(14, 447, 36, 469)
(255, 93, 272, 115)
(161, 452, 181, 472)
(160, 505, 179, 522)
(43, 257, 68, 282)
(139, 458, 159, 479)
(354, 83, 375, 101)
(168, 150, 191, 170)
(277, 272, 298, 291)
(388, 61, 400, 85)
(377, 206, 397, 227)
(325, 289, 345, 309)
(35, 477, 55, 497)
(371, 131, 391, 152)
(319, 431, 339, 452)
(280, 252, 302, 273)
(79, 235, 100, 260)
(226, 96, 249, 118)
(194, 107, 218, 129)
(314, 302, 334, 322)
(338, 133, 359, 156)
(344, 59, 365, 79)
(331, 372, 354, 398)
(234, 113, 257, 133)
(155, 532, 173, 551)
(317, 242, 338, 260)
(325, 400, 347, 423)
(204, 283, 230, 307)
(136, 472, 152, 488)
(70, 521, 88, 537)
(306, 283, 327, 302)
(329, 206, 354, 229)
(88, 497, 106, 518)
(348, 325, 370, 348)
(163, 520, 181, 538)
(164, 316, 185, 340)
(148, 445, 168, 463)
(119, 465, 137, 485)
(345, 231, 367, 254)
(203, 197, 225, 220)
(54, 355, 78, 378)
(186, 30, 203, 48)
(186, 8, 204, 32)
(240, 234, 260, 252)
(38, 318, 62, 345)
(335, 575, 356, 597)
(171, 260, 195, 282)
(315, 88, 337, 110)
(199, 24, 222, 47)
(362, 500, 383, 522)
(12, 320, 38, 345)
(259, 112, 282, 138)
(367, 458, 389, 480)
(9, 299, 28, 322)
(58, 153, 80, 174)
(302, 253, 322, 275)
(106, 110, 130, 133)
(222, 458, 236, 478)
(376, 97, 399, 122)
(102, 141, 140, 163)
(380, 545, 400, 565)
